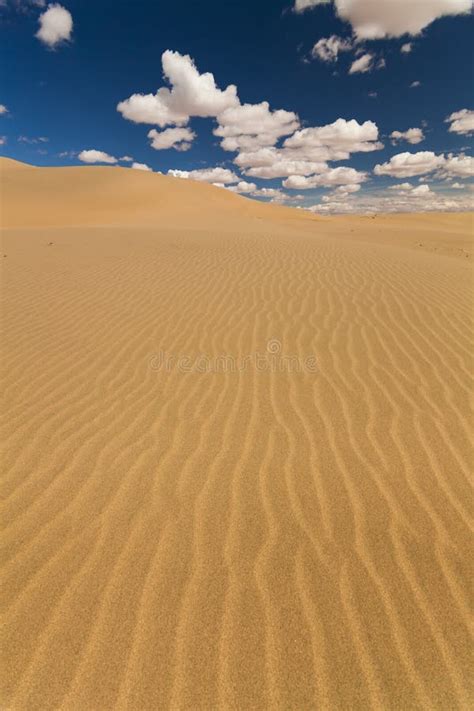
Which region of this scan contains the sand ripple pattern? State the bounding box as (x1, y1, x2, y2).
(1, 209, 473, 709)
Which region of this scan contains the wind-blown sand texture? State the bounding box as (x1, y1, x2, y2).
(1, 158, 473, 710)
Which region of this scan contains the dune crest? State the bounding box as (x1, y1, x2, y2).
(1, 160, 473, 710)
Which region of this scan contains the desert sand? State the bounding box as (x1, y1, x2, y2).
(1, 158, 473, 710)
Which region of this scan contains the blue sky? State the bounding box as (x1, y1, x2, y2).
(1, 0, 473, 213)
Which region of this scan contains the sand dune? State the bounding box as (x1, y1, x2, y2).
(1, 158, 473, 710)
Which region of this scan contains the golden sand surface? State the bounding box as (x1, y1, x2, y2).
(1, 158, 473, 710)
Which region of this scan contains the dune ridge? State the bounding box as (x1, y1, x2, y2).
(1, 159, 473, 710)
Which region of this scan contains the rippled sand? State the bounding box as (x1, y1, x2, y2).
(1, 159, 473, 710)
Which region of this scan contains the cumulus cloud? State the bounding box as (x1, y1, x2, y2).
(242, 159, 328, 179)
(168, 169, 190, 179)
(36, 3, 73, 48)
(0, 136, 6, 145)
(441, 153, 474, 177)
(234, 146, 329, 178)
(322, 183, 362, 202)
(283, 166, 367, 189)
(214, 101, 299, 152)
(390, 127, 425, 145)
(295, 0, 473, 39)
(349, 52, 374, 74)
(400, 43, 412, 53)
(389, 183, 432, 196)
(116, 49, 385, 192)
(132, 162, 152, 171)
(284, 118, 382, 155)
(148, 127, 195, 151)
(294, 0, 329, 10)
(252, 187, 292, 201)
(226, 180, 258, 194)
(78, 149, 117, 164)
(374, 151, 445, 178)
(335, 183, 361, 194)
(117, 50, 238, 127)
(376, 153, 473, 182)
(119, 155, 133, 162)
(388, 182, 413, 191)
(308, 185, 472, 214)
(0, 104, 9, 115)
(231, 118, 382, 181)
(118, 50, 299, 160)
(336, 0, 472, 39)
(311, 35, 353, 62)
(411, 184, 431, 196)
(410, 81, 421, 88)
(168, 166, 240, 184)
(446, 109, 474, 136)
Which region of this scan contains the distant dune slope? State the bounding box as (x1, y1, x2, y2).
(1, 160, 473, 710)
(0, 158, 306, 230)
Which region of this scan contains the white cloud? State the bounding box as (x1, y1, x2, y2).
(284, 118, 382, 155)
(214, 101, 299, 152)
(18, 135, 49, 144)
(295, 0, 473, 39)
(390, 127, 425, 145)
(226, 180, 258, 194)
(0, 104, 9, 115)
(117, 50, 299, 160)
(283, 166, 367, 189)
(119, 155, 133, 162)
(337, 0, 472, 39)
(255, 161, 326, 178)
(400, 43, 412, 53)
(446, 109, 474, 136)
(0, 136, 6, 145)
(231, 118, 382, 181)
(335, 182, 361, 194)
(349, 52, 374, 74)
(245, 160, 328, 179)
(78, 149, 117, 164)
(234, 147, 328, 178)
(168, 166, 240, 184)
(441, 153, 474, 178)
(36, 3, 73, 48)
(116, 49, 385, 193)
(307, 183, 472, 214)
(117, 50, 238, 127)
(148, 127, 195, 151)
(311, 35, 353, 62)
(223, 186, 301, 203)
(252, 187, 290, 201)
(410, 81, 421, 88)
(294, 0, 329, 10)
(252, 187, 283, 199)
(411, 184, 431, 195)
(117, 93, 187, 127)
(131, 162, 152, 171)
(374, 151, 444, 178)
(168, 169, 190, 179)
(388, 182, 413, 191)
(322, 183, 362, 201)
